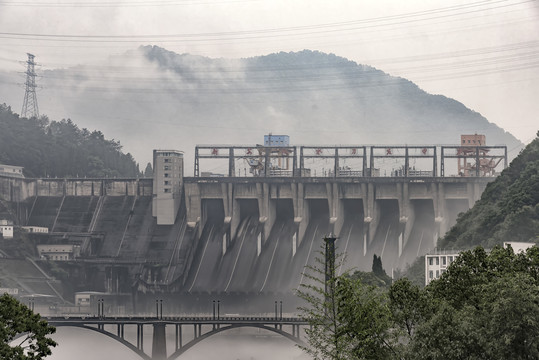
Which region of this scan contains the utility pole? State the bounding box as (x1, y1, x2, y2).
(21, 53, 39, 119)
(324, 233, 337, 302)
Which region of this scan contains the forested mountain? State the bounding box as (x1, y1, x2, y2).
(440, 131, 539, 249)
(0, 47, 523, 170)
(0, 104, 140, 178)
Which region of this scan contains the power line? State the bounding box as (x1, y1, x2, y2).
(8, 57, 535, 96)
(0, 37, 531, 80)
(27, 46, 537, 89)
(0, 0, 530, 42)
(0, 9, 535, 57)
(0, 0, 259, 7)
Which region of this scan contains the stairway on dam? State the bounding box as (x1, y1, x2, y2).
(51, 196, 98, 233)
(27, 196, 64, 229)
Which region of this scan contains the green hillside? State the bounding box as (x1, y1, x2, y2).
(0, 104, 140, 178)
(440, 131, 539, 249)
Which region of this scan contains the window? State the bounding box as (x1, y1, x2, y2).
(164, 181, 169, 185)
(435, 257, 439, 265)
(429, 257, 433, 265)
(164, 165, 170, 170)
(429, 271, 433, 279)
(436, 270, 439, 278)
(164, 158, 170, 163)
(442, 256, 446, 266)
(449, 256, 453, 264)
(164, 173, 169, 178)
(164, 188, 171, 193)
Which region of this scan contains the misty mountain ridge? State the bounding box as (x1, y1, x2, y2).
(0, 46, 522, 171)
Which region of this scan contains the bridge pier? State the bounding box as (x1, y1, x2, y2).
(175, 324, 182, 351)
(152, 323, 167, 360)
(117, 323, 125, 339)
(137, 324, 144, 351)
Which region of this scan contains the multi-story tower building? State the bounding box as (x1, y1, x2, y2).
(152, 150, 183, 225)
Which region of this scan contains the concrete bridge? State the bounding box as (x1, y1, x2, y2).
(46, 315, 308, 360)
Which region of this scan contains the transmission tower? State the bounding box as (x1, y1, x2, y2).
(21, 53, 39, 118)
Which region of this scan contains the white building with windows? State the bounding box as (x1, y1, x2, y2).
(0, 220, 14, 239)
(0, 164, 24, 178)
(37, 244, 80, 261)
(152, 150, 184, 225)
(425, 252, 459, 286)
(425, 242, 537, 285)
(21, 226, 49, 234)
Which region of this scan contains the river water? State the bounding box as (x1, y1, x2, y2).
(48, 327, 310, 360)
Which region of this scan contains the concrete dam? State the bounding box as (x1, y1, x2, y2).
(0, 142, 506, 311)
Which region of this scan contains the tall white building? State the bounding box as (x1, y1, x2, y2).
(152, 150, 183, 225)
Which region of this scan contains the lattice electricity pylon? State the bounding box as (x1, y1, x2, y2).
(21, 53, 39, 118)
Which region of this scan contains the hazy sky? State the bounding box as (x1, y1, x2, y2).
(0, 0, 538, 144)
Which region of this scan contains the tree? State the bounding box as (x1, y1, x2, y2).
(0, 294, 57, 360)
(0, 104, 140, 178)
(353, 254, 392, 287)
(389, 278, 429, 339)
(144, 162, 153, 178)
(336, 276, 397, 359)
(297, 245, 397, 360)
(372, 254, 384, 276)
(407, 245, 539, 359)
(296, 247, 349, 360)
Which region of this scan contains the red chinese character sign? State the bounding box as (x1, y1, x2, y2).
(211, 148, 219, 156)
(246, 148, 253, 155)
(422, 148, 428, 155)
(386, 148, 392, 155)
(315, 148, 323, 156)
(351, 148, 357, 155)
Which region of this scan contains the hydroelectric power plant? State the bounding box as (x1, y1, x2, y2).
(0, 135, 507, 315)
